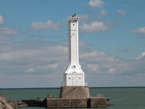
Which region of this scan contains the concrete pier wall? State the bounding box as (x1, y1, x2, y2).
(46, 98, 88, 108)
(90, 97, 107, 108)
(46, 97, 109, 108)
(60, 86, 90, 98)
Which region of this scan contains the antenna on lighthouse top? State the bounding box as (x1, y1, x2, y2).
(69, 14, 78, 21)
(72, 14, 76, 17)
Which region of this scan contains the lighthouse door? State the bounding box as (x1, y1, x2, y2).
(72, 77, 77, 86)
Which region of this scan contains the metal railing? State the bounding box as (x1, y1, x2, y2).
(61, 82, 88, 86)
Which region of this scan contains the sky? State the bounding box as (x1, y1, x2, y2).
(0, 0, 145, 88)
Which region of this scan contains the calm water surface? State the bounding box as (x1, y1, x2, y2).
(0, 87, 145, 109)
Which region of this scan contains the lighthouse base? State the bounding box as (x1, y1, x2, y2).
(59, 86, 90, 98)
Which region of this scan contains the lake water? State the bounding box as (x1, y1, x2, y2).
(0, 87, 145, 109)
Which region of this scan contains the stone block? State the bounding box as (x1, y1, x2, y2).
(90, 97, 107, 108)
(59, 99, 70, 107)
(47, 98, 59, 108)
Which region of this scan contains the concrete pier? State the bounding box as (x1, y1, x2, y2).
(45, 97, 110, 108)
(60, 86, 90, 98)
(44, 86, 111, 108)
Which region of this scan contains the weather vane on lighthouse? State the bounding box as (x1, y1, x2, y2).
(63, 14, 86, 86)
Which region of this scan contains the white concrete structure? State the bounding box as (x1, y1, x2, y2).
(63, 15, 86, 86)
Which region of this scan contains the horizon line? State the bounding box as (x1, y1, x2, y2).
(0, 86, 145, 89)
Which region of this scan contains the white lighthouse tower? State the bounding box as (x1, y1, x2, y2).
(63, 14, 85, 86)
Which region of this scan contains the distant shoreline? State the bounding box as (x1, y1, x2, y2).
(0, 86, 145, 90)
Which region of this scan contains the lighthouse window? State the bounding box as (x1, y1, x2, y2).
(79, 78, 81, 79)
(69, 78, 71, 79)
(73, 24, 74, 26)
(73, 33, 74, 35)
(71, 65, 76, 69)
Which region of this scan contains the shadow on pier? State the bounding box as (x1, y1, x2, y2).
(21, 99, 46, 107)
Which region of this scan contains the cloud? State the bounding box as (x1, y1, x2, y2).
(97, 9, 107, 19)
(80, 21, 107, 33)
(0, 41, 68, 76)
(100, 9, 107, 16)
(89, 0, 104, 8)
(87, 64, 99, 72)
(0, 15, 4, 25)
(116, 19, 126, 25)
(26, 68, 35, 73)
(136, 52, 145, 60)
(0, 27, 18, 43)
(1, 40, 145, 87)
(117, 10, 126, 16)
(44, 64, 58, 69)
(131, 27, 145, 34)
(31, 20, 60, 31)
(0, 27, 18, 35)
(0, 36, 12, 43)
(137, 35, 145, 39)
(0, 16, 19, 43)
(80, 50, 130, 75)
(77, 14, 90, 24)
(79, 20, 115, 33)
(80, 50, 145, 77)
(79, 40, 92, 46)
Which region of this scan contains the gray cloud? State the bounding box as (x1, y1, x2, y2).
(76, 14, 90, 24)
(0, 36, 12, 43)
(80, 20, 115, 33)
(137, 35, 145, 39)
(80, 50, 145, 77)
(0, 40, 127, 75)
(1, 40, 145, 87)
(0, 15, 4, 25)
(79, 40, 92, 46)
(80, 21, 108, 33)
(136, 52, 145, 60)
(0, 26, 19, 43)
(89, 0, 104, 8)
(0, 27, 19, 35)
(117, 10, 126, 16)
(131, 27, 145, 34)
(31, 20, 60, 31)
(97, 9, 108, 19)
(0, 41, 68, 75)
